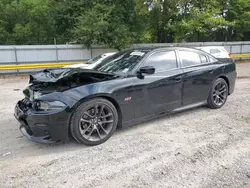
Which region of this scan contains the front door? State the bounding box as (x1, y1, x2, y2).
(133, 50, 183, 118)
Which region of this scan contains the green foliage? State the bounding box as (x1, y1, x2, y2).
(226, 0, 250, 40)
(0, 0, 55, 45)
(0, 0, 249, 49)
(171, 5, 234, 42)
(48, 0, 93, 44)
(72, 0, 137, 50)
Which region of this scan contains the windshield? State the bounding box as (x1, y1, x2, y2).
(93, 50, 150, 73)
(86, 55, 103, 65)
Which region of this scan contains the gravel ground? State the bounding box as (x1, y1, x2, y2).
(236, 62, 250, 78)
(0, 63, 250, 188)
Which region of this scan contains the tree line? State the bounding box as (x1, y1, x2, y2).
(0, 0, 249, 50)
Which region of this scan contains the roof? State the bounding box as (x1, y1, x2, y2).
(129, 46, 200, 51)
(196, 46, 226, 49)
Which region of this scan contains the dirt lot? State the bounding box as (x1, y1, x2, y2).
(236, 61, 250, 78)
(0, 63, 250, 188)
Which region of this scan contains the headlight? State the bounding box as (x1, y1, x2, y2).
(33, 91, 42, 100)
(35, 101, 66, 111)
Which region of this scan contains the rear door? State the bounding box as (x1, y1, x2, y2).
(133, 50, 183, 118)
(178, 49, 218, 106)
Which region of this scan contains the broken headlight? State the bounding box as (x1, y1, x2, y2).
(33, 91, 42, 100)
(35, 101, 66, 111)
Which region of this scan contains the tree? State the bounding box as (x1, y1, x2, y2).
(0, 0, 55, 45)
(171, 6, 233, 42)
(142, 0, 178, 43)
(135, 0, 152, 42)
(48, 0, 93, 44)
(72, 0, 137, 50)
(0, 0, 249, 46)
(168, 0, 234, 42)
(226, 0, 250, 41)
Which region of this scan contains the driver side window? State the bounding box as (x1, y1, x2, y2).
(143, 51, 177, 72)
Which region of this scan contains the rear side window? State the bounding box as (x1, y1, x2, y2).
(200, 54, 209, 63)
(144, 51, 177, 72)
(209, 55, 218, 62)
(179, 51, 201, 67)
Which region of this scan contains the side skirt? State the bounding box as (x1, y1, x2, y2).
(172, 101, 207, 113)
(122, 101, 207, 129)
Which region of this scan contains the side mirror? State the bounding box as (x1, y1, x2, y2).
(139, 66, 155, 75)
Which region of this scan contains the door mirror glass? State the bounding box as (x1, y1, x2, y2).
(139, 66, 155, 75)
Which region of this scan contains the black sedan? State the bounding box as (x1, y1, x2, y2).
(14, 47, 236, 145)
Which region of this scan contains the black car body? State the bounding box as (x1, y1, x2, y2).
(14, 47, 236, 145)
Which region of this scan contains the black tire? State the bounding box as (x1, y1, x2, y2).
(70, 98, 118, 146)
(207, 78, 229, 109)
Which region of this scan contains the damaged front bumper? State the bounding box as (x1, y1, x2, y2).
(14, 99, 71, 144)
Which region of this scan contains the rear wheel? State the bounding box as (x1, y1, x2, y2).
(207, 78, 228, 109)
(70, 98, 118, 146)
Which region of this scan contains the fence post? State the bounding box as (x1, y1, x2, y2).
(14, 47, 19, 74)
(90, 47, 93, 59)
(54, 38, 59, 63)
(240, 43, 243, 60)
(55, 45, 59, 63)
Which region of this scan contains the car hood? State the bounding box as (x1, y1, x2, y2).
(30, 68, 117, 83)
(26, 68, 120, 96)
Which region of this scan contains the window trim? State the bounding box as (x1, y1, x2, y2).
(135, 49, 180, 73)
(208, 55, 218, 63)
(199, 54, 209, 64)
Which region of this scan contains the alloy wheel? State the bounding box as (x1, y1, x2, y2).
(79, 104, 114, 141)
(212, 81, 227, 106)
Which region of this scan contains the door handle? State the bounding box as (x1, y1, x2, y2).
(208, 69, 213, 73)
(174, 76, 182, 82)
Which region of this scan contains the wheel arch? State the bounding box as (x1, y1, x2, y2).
(217, 75, 230, 94)
(100, 96, 122, 129)
(68, 94, 123, 133)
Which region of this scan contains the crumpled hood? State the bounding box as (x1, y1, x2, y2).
(26, 68, 120, 96)
(29, 68, 117, 84)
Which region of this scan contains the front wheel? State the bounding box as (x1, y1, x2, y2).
(207, 78, 228, 109)
(70, 98, 118, 146)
